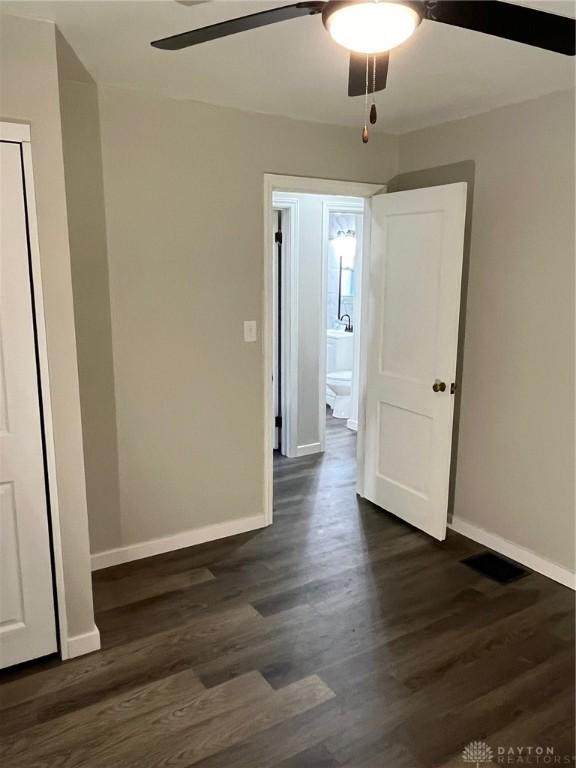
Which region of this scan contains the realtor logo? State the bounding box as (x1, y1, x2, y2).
(462, 741, 494, 767)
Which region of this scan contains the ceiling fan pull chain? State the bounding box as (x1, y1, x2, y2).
(369, 54, 378, 125)
(362, 55, 369, 143)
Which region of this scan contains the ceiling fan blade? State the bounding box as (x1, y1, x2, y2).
(348, 52, 389, 97)
(421, 0, 575, 56)
(152, 2, 324, 50)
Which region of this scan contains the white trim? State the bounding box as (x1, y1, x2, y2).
(0, 121, 30, 143)
(295, 442, 323, 457)
(320, 203, 329, 451)
(91, 514, 268, 571)
(263, 175, 386, 528)
(65, 625, 101, 659)
(265, 174, 387, 199)
(272, 196, 300, 459)
(355, 196, 378, 498)
(17, 136, 74, 660)
(449, 517, 576, 590)
(348, 204, 365, 442)
(263, 177, 275, 525)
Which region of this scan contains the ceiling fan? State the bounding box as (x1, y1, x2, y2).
(151, 1, 575, 140)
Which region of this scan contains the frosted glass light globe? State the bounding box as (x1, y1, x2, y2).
(324, 1, 420, 54)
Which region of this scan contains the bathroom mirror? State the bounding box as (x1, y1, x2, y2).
(328, 213, 358, 330)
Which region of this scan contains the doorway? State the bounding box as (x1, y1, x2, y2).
(324, 200, 364, 434)
(272, 192, 365, 460)
(263, 175, 385, 530)
(263, 174, 467, 544)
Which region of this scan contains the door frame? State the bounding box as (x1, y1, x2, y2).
(1, 121, 69, 658)
(320, 197, 365, 450)
(263, 174, 386, 525)
(272, 197, 299, 458)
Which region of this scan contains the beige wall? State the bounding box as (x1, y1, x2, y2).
(295, 194, 326, 450)
(93, 84, 397, 550)
(398, 90, 575, 571)
(57, 35, 122, 553)
(32, 21, 574, 580)
(0, 15, 97, 642)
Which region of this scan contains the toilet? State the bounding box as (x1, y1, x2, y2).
(326, 370, 352, 419)
(326, 329, 354, 419)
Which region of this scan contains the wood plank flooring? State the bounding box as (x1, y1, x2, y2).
(1, 414, 574, 767)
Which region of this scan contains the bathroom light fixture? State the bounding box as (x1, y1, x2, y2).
(333, 230, 356, 270)
(323, 1, 420, 54)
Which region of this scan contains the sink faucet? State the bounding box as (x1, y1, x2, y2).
(339, 314, 353, 332)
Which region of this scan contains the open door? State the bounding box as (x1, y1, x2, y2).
(360, 183, 467, 540)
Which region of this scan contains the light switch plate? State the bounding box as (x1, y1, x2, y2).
(243, 320, 257, 342)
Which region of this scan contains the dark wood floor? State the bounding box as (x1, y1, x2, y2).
(1, 414, 574, 767)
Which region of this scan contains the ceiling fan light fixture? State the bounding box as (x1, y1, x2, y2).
(323, 0, 420, 54)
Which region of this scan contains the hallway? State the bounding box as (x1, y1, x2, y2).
(0, 417, 574, 766)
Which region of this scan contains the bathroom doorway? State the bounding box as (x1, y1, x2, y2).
(271, 191, 365, 460)
(324, 200, 364, 434)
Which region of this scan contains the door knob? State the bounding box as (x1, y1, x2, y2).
(432, 379, 446, 393)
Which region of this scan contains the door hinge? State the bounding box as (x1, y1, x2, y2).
(450, 382, 457, 395)
(275, 415, 282, 428)
(275, 231, 283, 244)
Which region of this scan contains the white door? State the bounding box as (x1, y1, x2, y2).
(361, 183, 467, 540)
(0, 141, 58, 668)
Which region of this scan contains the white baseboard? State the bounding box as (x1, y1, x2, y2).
(63, 625, 101, 660)
(449, 517, 576, 590)
(91, 514, 268, 571)
(296, 442, 322, 457)
(346, 419, 358, 432)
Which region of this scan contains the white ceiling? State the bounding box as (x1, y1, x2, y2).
(2, 0, 575, 133)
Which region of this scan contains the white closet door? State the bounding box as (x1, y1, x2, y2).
(0, 141, 57, 668)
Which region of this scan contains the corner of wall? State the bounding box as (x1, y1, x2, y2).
(1, 13, 99, 654)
